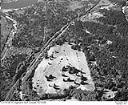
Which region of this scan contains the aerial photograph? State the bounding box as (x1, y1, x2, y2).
(0, 0, 128, 103)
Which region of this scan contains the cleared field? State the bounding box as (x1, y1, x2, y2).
(32, 43, 95, 96)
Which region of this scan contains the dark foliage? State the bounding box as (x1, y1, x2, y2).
(1, 54, 27, 78)
(98, 9, 126, 25)
(2, 0, 128, 101)
(0, 54, 27, 101)
(109, 0, 127, 6)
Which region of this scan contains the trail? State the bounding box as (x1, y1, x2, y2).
(1, 14, 17, 61)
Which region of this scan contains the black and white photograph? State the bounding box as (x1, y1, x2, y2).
(0, 0, 128, 104)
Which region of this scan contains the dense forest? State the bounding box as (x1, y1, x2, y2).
(1, 0, 128, 101)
